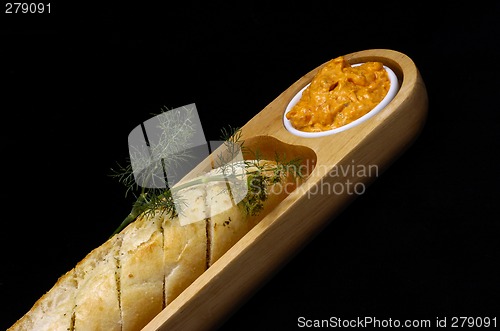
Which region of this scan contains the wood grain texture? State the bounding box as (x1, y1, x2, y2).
(143, 49, 428, 331)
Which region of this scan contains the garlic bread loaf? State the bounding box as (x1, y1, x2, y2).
(8, 160, 298, 331)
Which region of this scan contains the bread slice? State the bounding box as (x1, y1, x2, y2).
(206, 178, 248, 266)
(206, 160, 296, 266)
(163, 185, 207, 304)
(73, 233, 123, 331)
(119, 212, 165, 331)
(8, 269, 76, 331)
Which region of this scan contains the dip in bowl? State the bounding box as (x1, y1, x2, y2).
(284, 56, 399, 138)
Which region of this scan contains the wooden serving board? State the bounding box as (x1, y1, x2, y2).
(143, 48, 428, 330)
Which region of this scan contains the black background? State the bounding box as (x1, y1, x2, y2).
(1, 1, 499, 330)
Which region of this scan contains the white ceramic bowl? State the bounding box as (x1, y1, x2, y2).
(283, 63, 399, 138)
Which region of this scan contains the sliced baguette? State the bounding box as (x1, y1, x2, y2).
(8, 159, 297, 331)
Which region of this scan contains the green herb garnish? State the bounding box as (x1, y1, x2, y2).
(110, 107, 302, 236)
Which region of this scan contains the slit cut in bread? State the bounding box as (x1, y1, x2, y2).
(120, 213, 164, 331)
(163, 185, 207, 305)
(8, 160, 298, 331)
(73, 233, 123, 331)
(12, 269, 76, 331)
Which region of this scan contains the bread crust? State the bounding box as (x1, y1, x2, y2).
(8, 269, 76, 331)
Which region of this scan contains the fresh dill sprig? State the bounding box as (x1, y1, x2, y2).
(110, 114, 302, 236)
(110, 105, 200, 235)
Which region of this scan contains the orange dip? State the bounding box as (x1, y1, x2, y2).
(286, 56, 390, 132)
